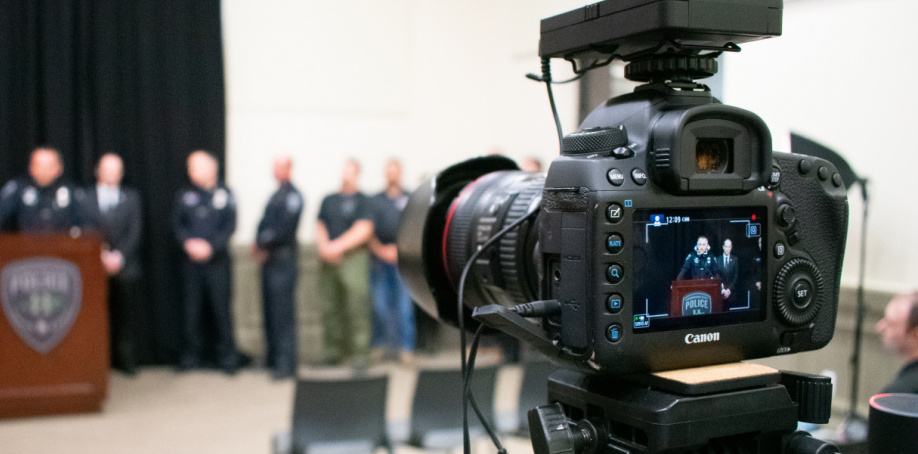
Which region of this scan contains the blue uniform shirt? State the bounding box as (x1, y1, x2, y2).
(256, 182, 303, 251)
(171, 184, 237, 257)
(0, 177, 85, 233)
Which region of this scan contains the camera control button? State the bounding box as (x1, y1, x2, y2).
(774, 258, 824, 326)
(777, 204, 796, 227)
(606, 324, 623, 343)
(607, 294, 623, 313)
(606, 234, 624, 254)
(631, 168, 647, 185)
(792, 279, 814, 309)
(606, 203, 624, 223)
(612, 146, 634, 159)
(607, 168, 625, 186)
(606, 264, 623, 284)
(798, 159, 813, 175)
(768, 166, 781, 188)
(817, 166, 830, 181)
(774, 242, 786, 258)
(781, 331, 799, 347)
(832, 173, 843, 187)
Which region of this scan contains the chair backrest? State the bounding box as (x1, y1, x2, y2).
(409, 364, 499, 448)
(291, 373, 389, 454)
(516, 360, 557, 434)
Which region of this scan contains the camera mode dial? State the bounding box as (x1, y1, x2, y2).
(774, 258, 825, 326)
(561, 126, 629, 157)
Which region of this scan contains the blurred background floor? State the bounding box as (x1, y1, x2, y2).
(0, 354, 536, 454)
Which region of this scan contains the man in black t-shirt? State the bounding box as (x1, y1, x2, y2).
(876, 292, 918, 394)
(369, 159, 414, 364)
(314, 159, 373, 368)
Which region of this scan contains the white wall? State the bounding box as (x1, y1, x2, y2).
(222, 0, 585, 246)
(225, 0, 918, 293)
(722, 0, 918, 292)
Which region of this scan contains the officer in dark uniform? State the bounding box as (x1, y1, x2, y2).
(0, 147, 84, 233)
(676, 235, 723, 280)
(253, 155, 303, 380)
(171, 150, 240, 374)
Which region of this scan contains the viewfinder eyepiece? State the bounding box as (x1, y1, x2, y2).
(695, 138, 733, 174)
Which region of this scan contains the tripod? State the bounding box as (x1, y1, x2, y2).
(528, 364, 840, 454)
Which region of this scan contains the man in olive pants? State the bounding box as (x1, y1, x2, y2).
(314, 159, 373, 368)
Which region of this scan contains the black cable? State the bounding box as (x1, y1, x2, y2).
(540, 58, 564, 153)
(525, 58, 564, 152)
(456, 205, 540, 454)
(465, 325, 508, 454)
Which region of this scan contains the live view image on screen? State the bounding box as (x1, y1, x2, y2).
(631, 207, 768, 333)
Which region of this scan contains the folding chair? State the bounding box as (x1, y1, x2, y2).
(408, 364, 499, 451)
(515, 360, 556, 435)
(282, 373, 391, 454)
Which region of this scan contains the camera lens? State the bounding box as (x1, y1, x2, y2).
(695, 138, 733, 174)
(442, 171, 544, 308)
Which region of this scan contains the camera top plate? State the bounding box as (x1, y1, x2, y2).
(539, 0, 782, 61)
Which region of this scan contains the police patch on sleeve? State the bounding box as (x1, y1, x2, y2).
(1, 180, 17, 199)
(213, 188, 229, 210)
(183, 191, 200, 206)
(23, 187, 38, 206)
(56, 187, 71, 208)
(286, 193, 302, 213)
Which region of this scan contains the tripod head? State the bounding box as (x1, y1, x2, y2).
(528, 365, 840, 454)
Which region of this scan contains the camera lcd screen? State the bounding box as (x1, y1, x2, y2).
(630, 207, 767, 333)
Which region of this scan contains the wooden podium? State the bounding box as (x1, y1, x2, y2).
(671, 278, 723, 317)
(0, 234, 108, 419)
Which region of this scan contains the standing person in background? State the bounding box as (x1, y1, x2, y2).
(520, 156, 543, 172)
(172, 150, 241, 375)
(315, 158, 373, 368)
(369, 159, 415, 365)
(253, 155, 304, 380)
(717, 238, 739, 306)
(83, 153, 143, 375)
(876, 292, 918, 394)
(0, 146, 85, 233)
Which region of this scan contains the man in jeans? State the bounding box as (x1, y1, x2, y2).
(369, 159, 414, 364)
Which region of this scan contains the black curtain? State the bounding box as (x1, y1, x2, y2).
(0, 0, 226, 364)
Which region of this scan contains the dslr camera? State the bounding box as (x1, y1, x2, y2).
(398, 0, 848, 377)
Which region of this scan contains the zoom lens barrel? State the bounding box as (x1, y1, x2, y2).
(442, 171, 544, 308)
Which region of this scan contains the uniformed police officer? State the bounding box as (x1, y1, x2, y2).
(253, 155, 303, 380)
(171, 150, 241, 374)
(0, 146, 84, 233)
(676, 235, 723, 281)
